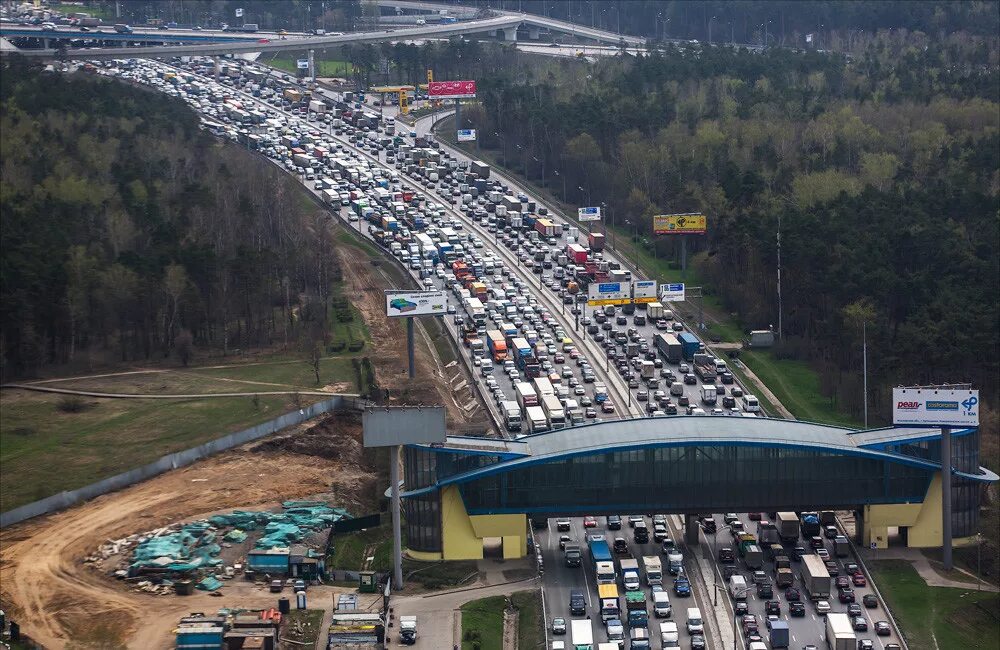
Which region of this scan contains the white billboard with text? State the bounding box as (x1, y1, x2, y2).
(892, 388, 979, 428)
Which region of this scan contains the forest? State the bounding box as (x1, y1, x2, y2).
(0, 57, 336, 378)
(457, 31, 998, 423)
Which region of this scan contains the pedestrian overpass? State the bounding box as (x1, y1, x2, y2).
(399, 417, 996, 560)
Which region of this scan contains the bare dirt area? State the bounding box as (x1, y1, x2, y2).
(336, 242, 484, 427)
(0, 411, 376, 649)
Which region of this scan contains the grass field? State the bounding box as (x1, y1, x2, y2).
(461, 595, 506, 650)
(267, 54, 352, 77)
(0, 390, 295, 511)
(512, 590, 545, 650)
(870, 560, 1000, 650)
(739, 350, 862, 427)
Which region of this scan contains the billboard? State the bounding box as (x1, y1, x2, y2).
(653, 213, 707, 235)
(892, 388, 980, 428)
(428, 80, 477, 99)
(587, 281, 630, 307)
(632, 280, 658, 304)
(385, 290, 447, 318)
(457, 129, 477, 142)
(578, 206, 602, 222)
(363, 406, 446, 447)
(296, 59, 309, 70)
(660, 283, 686, 302)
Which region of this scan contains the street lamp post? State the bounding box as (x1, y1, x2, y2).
(494, 132, 506, 167)
(554, 170, 567, 202)
(709, 15, 716, 45)
(533, 156, 545, 189)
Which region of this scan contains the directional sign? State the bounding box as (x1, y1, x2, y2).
(587, 281, 630, 307)
(578, 206, 602, 222)
(457, 129, 477, 142)
(296, 59, 309, 70)
(632, 280, 658, 304)
(660, 283, 686, 302)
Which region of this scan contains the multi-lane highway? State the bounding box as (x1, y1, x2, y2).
(88, 56, 905, 650)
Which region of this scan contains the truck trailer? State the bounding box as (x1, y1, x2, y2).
(801, 555, 831, 600)
(824, 613, 856, 650)
(775, 512, 800, 544)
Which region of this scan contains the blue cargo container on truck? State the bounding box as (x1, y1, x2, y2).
(677, 332, 701, 360)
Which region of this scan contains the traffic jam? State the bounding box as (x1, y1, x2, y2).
(88, 57, 902, 650)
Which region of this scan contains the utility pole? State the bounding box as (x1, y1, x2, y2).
(862, 320, 868, 428)
(776, 212, 782, 341)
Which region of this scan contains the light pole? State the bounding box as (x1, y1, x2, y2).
(976, 533, 984, 591)
(493, 131, 506, 168)
(862, 319, 868, 428)
(533, 155, 545, 189)
(578, 185, 591, 206)
(709, 15, 716, 45)
(554, 170, 567, 202)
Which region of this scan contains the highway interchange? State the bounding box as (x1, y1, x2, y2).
(91, 56, 904, 650)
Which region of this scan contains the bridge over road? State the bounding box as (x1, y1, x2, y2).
(397, 417, 996, 560)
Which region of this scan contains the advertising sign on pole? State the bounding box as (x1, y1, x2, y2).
(296, 59, 309, 69)
(632, 280, 658, 304)
(660, 283, 686, 302)
(457, 129, 477, 142)
(578, 206, 602, 222)
(427, 80, 477, 99)
(892, 387, 980, 428)
(587, 282, 630, 307)
(235, 7, 244, 17)
(653, 213, 707, 235)
(384, 290, 448, 318)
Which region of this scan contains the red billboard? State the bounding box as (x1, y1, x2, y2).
(428, 80, 477, 99)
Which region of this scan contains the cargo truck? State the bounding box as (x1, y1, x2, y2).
(486, 330, 508, 362)
(501, 401, 522, 433)
(700, 385, 718, 406)
(625, 590, 647, 627)
(800, 512, 821, 537)
(541, 394, 567, 429)
(757, 521, 780, 546)
(533, 376, 555, 398)
(666, 549, 684, 575)
(535, 218, 558, 237)
(677, 332, 701, 360)
(647, 302, 665, 319)
(655, 333, 683, 364)
(564, 398, 585, 425)
(570, 619, 593, 650)
(598, 583, 621, 622)
(588, 232, 606, 251)
(775, 567, 794, 588)
(743, 545, 763, 570)
(620, 558, 640, 590)
(566, 243, 588, 264)
(593, 382, 609, 403)
(643, 556, 663, 585)
(775, 512, 800, 544)
(833, 536, 850, 558)
(824, 613, 856, 650)
(769, 619, 789, 648)
(589, 538, 616, 585)
(801, 555, 831, 601)
(525, 405, 548, 434)
(692, 353, 717, 381)
(641, 361, 656, 380)
(512, 339, 540, 377)
(398, 616, 417, 644)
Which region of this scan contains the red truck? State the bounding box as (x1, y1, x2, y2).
(566, 243, 588, 264)
(588, 232, 606, 252)
(452, 261, 473, 281)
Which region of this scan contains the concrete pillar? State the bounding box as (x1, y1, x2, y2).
(212, 56, 220, 80)
(307, 48, 315, 82)
(855, 508, 865, 546)
(528, 26, 541, 40)
(390, 445, 403, 589)
(941, 427, 953, 570)
(684, 514, 699, 545)
(502, 27, 518, 41)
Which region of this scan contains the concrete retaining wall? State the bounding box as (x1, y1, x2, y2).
(0, 394, 368, 528)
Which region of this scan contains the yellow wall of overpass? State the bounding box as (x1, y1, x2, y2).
(864, 472, 978, 549)
(434, 485, 527, 560)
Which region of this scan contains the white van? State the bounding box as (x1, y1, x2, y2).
(729, 574, 749, 599)
(669, 381, 684, 397)
(659, 621, 680, 647)
(686, 607, 703, 634)
(714, 358, 728, 374)
(741, 394, 761, 412)
(653, 590, 672, 618)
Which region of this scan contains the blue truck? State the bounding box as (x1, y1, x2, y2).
(588, 538, 616, 586)
(677, 332, 701, 361)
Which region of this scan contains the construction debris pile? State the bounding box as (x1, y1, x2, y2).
(89, 501, 349, 595)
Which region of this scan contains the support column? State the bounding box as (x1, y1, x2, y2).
(454, 98, 461, 132)
(684, 514, 699, 545)
(502, 27, 518, 41)
(213, 56, 221, 80)
(307, 48, 315, 81)
(406, 317, 415, 379)
(528, 26, 541, 40)
(942, 427, 953, 570)
(390, 445, 403, 590)
(855, 508, 865, 546)
(680, 236, 688, 272)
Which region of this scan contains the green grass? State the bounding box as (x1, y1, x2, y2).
(512, 590, 545, 650)
(51, 3, 112, 19)
(461, 595, 506, 650)
(725, 360, 782, 417)
(328, 523, 393, 571)
(0, 390, 294, 511)
(335, 226, 382, 259)
(279, 609, 325, 649)
(267, 54, 352, 77)
(739, 350, 862, 427)
(870, 560, 1000, 650)
(190, 356, 359, 390)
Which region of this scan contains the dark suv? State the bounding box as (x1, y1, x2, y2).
(569, 590, 586, 616)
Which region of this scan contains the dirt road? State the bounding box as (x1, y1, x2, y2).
(0, 417, 375, 648)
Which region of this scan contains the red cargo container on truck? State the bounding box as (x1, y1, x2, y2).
(535, 218, 558, 237)
(588, 232, 606, 251)
(566, 243, 588, 264)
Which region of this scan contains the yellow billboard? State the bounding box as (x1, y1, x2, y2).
(653, 213, 707, 235)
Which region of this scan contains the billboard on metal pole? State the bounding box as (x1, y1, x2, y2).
(660, 283, 686, 302)
(296, 59, 309, 70)
(428, 80, 477, 99)
(632, 280, 658, 304)
(363, 406, 447, 447)
(578, 206, 601, 222)
(653, 213, 707, 235)
(587, 282, 630, 307)
(892, 387, 979, 428)
(385, 290, 448, 318)
(457, 129, 477, 142)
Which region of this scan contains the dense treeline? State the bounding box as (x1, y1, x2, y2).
(86, 0, 363, 33)
(463, 37, 999, 422)
(0, 57, 335, 378)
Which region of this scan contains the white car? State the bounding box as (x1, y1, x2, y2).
(815, 600, 831, 615)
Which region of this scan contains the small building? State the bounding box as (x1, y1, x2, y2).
(289, 545, 325, 579)
(246, 548, 289, 574)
